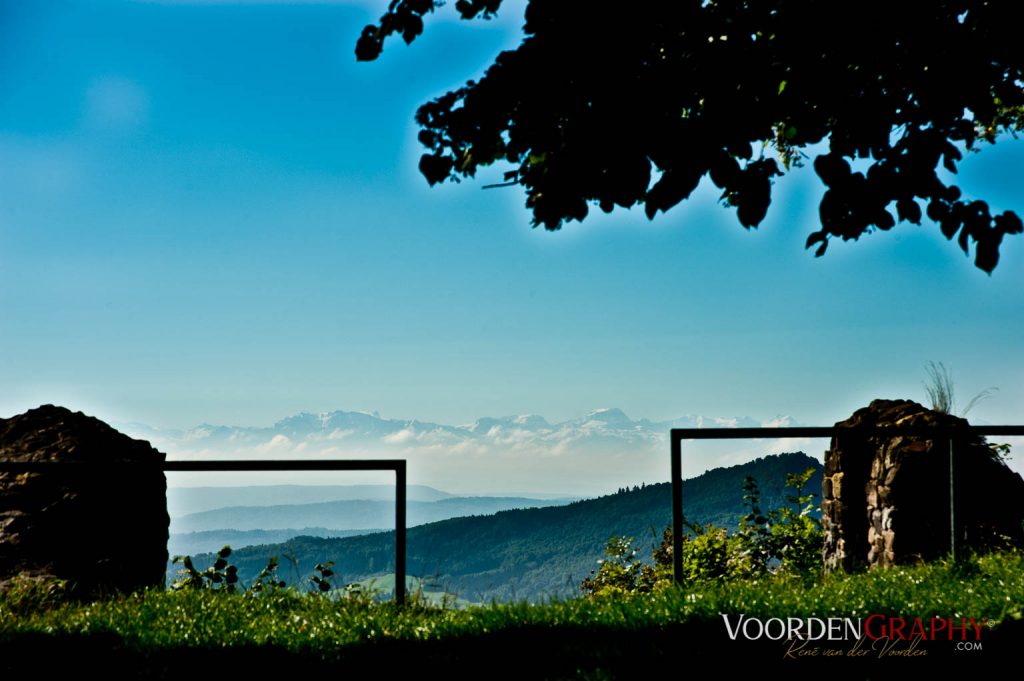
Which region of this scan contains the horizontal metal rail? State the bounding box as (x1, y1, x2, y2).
(0, 458, 408, 606)
(670, 425, 1024, 586)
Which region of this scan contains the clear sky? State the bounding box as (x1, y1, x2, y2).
(2, 0, 1023, 438)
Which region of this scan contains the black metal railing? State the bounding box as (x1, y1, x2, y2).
(0, 458, 408, 605)
(670, 425, 1024, 586)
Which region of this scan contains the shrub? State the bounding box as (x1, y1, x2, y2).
(581, 467, 824, 596)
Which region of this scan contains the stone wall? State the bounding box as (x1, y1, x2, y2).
(822, 399, 1024, 572)
(0, 405, 169, 594)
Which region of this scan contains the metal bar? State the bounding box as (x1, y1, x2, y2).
(671, 425, 1024, 442)
(163, 460, 405, 472)
(671, 434, 683, 587)
(395, 461, 407, 607)
(949, 437, 956, 562)
(672, 427, 835, 440)
(0, 459, 406, 472)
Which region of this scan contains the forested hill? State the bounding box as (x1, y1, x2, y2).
(186, 453, 822, 602)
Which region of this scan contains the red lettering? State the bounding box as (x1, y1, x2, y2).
(864, 614, 886, 640)
(908, 617, 927, 640)
(889, 617, 907, 640)
(949, 618, 971, 641)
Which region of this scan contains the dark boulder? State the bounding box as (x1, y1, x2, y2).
(0, 405, 169, 595)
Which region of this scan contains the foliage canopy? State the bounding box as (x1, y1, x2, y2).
(358, 1, 1024, 271)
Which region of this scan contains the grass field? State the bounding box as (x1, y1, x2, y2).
(3, 550, 1022, 677)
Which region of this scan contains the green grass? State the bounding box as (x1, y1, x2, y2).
(3, 551, 1023, 677)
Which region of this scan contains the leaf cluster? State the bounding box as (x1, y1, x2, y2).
(309, 562, 336, 594)
(359, 0, 1024, 271)
(171, 546, 240, 593)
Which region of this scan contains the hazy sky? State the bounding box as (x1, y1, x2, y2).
(2, 0, 1023, 437)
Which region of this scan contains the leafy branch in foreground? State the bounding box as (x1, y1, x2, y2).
(358, 0, 1024, 271)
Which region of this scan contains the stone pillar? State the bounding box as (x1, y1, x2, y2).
(822, 399, 1024, 572)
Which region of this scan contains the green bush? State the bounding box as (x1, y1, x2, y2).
(581, 467, 823, 596)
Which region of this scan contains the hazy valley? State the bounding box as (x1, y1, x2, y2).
(170, 452, 823, 602)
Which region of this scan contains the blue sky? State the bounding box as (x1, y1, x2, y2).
(2, 0, 1023, 439)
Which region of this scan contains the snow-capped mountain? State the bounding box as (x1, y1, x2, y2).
(122, 407, 801, 457)
(119, 408, 812, 495)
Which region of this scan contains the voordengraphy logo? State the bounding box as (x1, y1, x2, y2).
(721, 614, 987, 659)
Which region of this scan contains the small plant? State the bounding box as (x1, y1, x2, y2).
(580, 536, 655, 597)
(768, 468, 823, 578)
(988, 441, 1013, 465)
(249, 556, 287, 593)
(172, 547, 291, 594)
(171, 545, 239, 593)
(734, 476, 772, 578)
(309, 561, 336, 593)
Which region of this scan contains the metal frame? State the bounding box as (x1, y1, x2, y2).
(670, 425, 1024, 586)
(0, 458, 408, 606)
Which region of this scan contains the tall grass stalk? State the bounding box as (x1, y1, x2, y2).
(923, 361, 995, 416)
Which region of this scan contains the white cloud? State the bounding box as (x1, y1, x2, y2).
(383, 428, 415, 444)
(255, 433, 293, 453)
(766, 437, 821, 456)
(485, 427, 535, 448)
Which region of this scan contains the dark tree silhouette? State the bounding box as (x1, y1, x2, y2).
(357, 0, 1024, 271)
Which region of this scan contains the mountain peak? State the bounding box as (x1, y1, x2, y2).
(582, 408, 632, 425)
(512, 414, 550, 429)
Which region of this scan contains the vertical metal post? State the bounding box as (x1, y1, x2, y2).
(395, 461, 407, 606)
(671, 432, 683, 586)
(948, 436, 956, 562)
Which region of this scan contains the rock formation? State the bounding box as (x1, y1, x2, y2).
(0, 405, 169, 594)
(822, 399, 1024, 572)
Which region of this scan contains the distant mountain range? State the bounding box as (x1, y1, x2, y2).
(181, 452, 823, 602)
(167, 484, 454, 516)
(169, 528, 374, 557)
(125, 408, 809, 496)
(170, 496, 575, 533)
(127, 407, 800, 455)
(167, 484, 574, 557)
